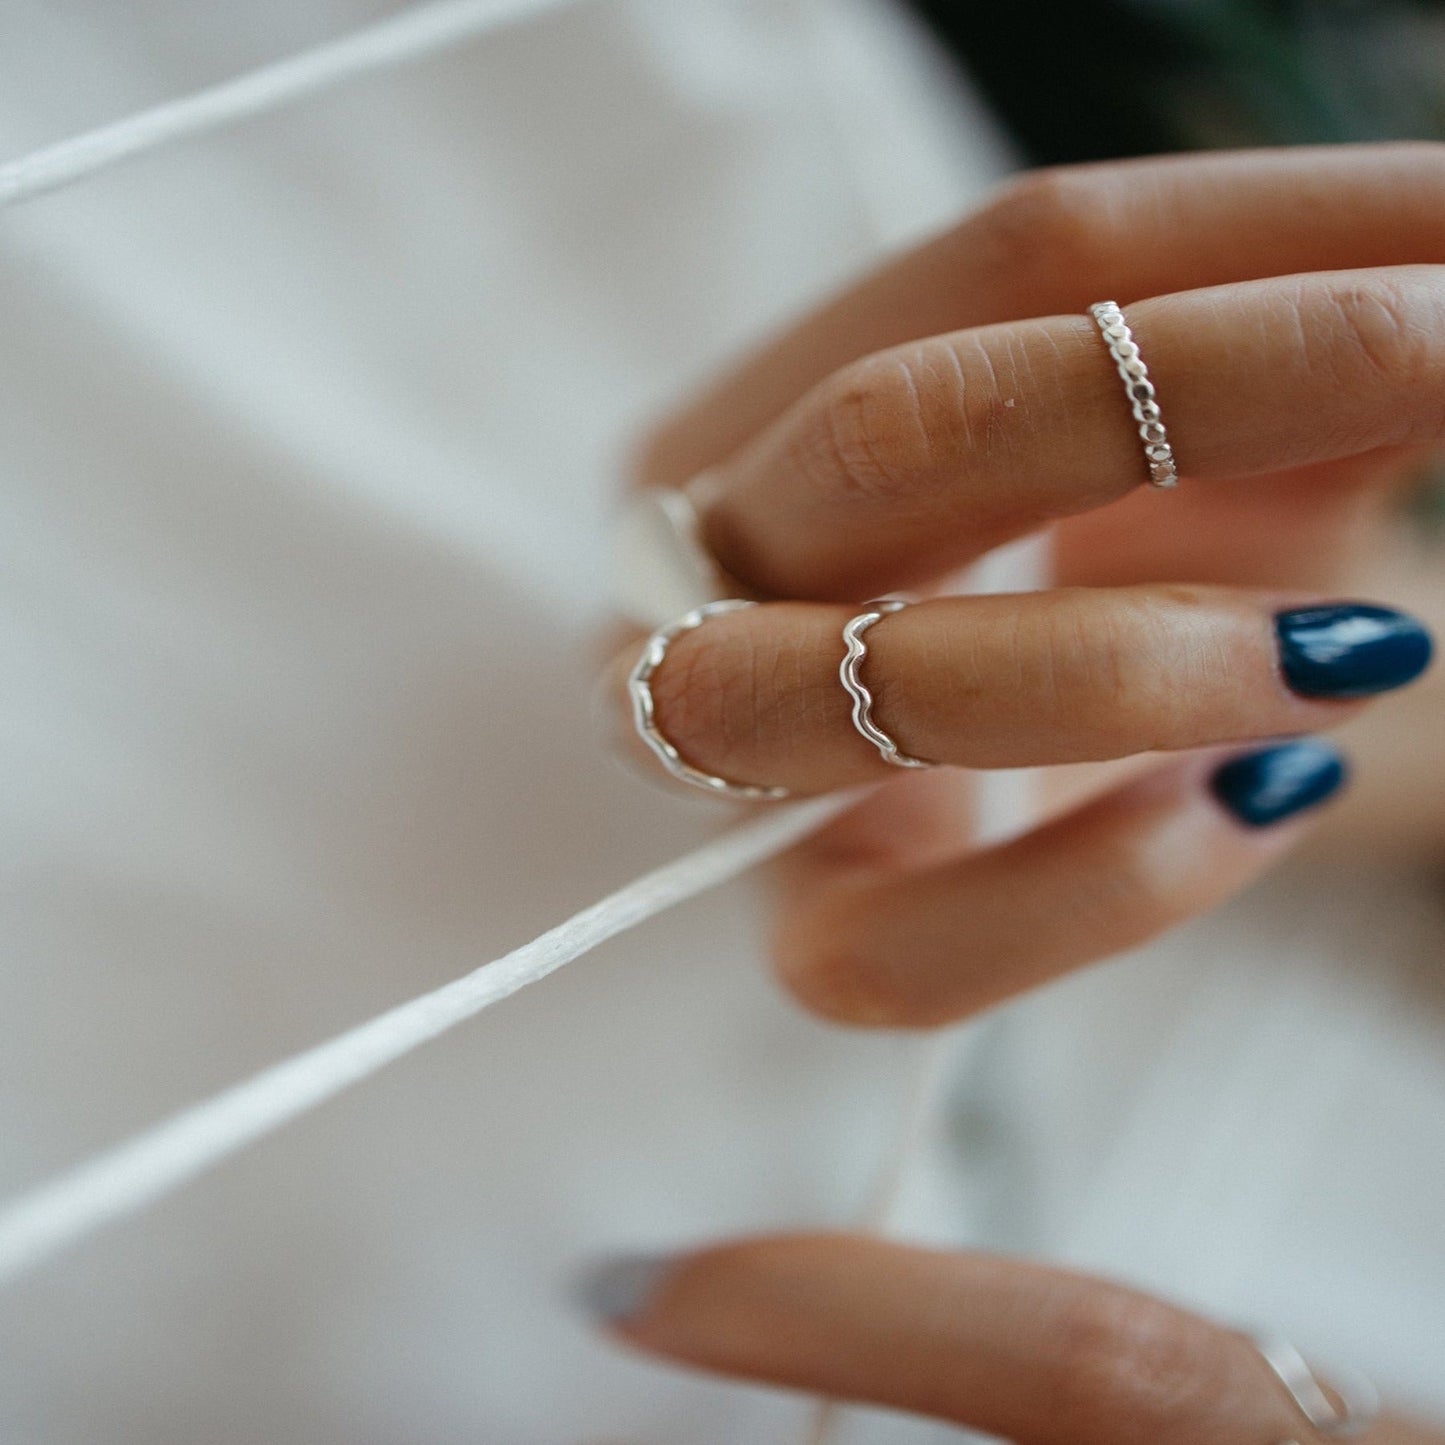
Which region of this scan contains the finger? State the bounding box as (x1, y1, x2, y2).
(608, 588, 1431, 795)
(642, 142, 1445, 490)
(773, 744, 1343, 1028)
(1052, 448, 1429, 591)
(581, 1233, 1317, 1445)
(685, 265, 1445, 599)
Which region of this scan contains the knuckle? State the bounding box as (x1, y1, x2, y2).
(983, 166, 1116, 285)
(1314, 272, 1445, 411)
(1038, 588, 1212, 754)
(1049, 1287, 1226, 1444)
(800, 350, 954, 512)
(1087, 821, 1188, 938)
(944, 332, 1033, 465)
(776, 940, 915, 1029)
(774, 901, 936, 1029)
(805, 336, 1029, 513)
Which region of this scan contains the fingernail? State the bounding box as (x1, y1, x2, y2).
(1275, 603, 1433, 698)
(1209, 740, 1348, 828)
(573, 1253, 672, 1326)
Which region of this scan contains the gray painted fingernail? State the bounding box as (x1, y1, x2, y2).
(574, 1253, 672, 1325)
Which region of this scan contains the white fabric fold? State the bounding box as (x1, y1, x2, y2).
(0, 791, 860, 1287)
(0, 0, 578, 209)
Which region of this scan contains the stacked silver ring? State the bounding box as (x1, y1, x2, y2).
(1089, 299, 1179, 489)
(627, 598, 791, 801)
(839, 599, 934, 770)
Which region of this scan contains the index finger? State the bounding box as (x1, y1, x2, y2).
(641, 143, 1445, 490)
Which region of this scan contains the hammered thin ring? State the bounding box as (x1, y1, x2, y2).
(1089, 299, 1179, 489)
(628, 599, 791, 802)
(1252, 1333, 1381, 1443)
(839, 599, 935, 770)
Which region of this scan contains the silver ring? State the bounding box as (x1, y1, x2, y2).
(839, 599, 935, 770)
(628, 599, 791, 801)
(613, 475, 751, 631)
(1089, 299, 1179, 489)
(1252, 1333, 1380, 1442)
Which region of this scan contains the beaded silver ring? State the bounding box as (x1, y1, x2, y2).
(613, 478, 751, 631)
(628, 599, 791, 802)
(1089, 299, 1179, 489)
(839, 598, 935, 771)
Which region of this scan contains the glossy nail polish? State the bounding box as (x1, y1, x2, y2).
(1210, 740, 1347, 828)
(574, 1253, 671, 1325)
(1275, 604, 1433, 698)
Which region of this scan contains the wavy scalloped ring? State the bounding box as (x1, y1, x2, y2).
(839, 598, 935, 771)
(628, 599, 792, 802)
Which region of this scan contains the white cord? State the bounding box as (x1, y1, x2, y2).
(799, 1031, 954, 1445)
(0, 16, 1046, 1431)
(796, 545, 1046, 1445)
(0, 0, 579, 210)
(798, 777, 1037, 1445)
(0, 790, 864, 1288)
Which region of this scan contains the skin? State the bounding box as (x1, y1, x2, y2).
(600, 143, 1445, 1436)
(605, 1235, 1443, 1445)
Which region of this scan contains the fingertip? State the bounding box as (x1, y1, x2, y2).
(1275, 603, 1434, 698)
(1208, 739, 1349, 829)
(573, 1253, 674, 1331)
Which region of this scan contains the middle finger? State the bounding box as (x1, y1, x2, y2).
(613, 587, 1431, 796)
(696, 265, 1445, 599)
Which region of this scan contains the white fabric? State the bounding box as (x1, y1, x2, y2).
(986, 866, 1445, 1420)
(0, 0, 575, 209)
(0, 791, 862, 1288)
(0, 3, 1441, 1442)
(0, 5, 1008, 1441)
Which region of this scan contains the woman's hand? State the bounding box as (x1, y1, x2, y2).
(609, 142, 1438, 1029)
(596, 143, 1444, 1434)
(640, 143, 1445, 600)
(579, 1234, 1442, 1445)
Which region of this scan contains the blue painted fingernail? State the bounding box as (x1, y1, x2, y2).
(1275, 603, 1433, 698)
(1210, 740, 1348, 828)
(573, 1253, 671, 1325)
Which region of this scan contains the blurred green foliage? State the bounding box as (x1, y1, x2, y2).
(1155, 1, 1445, 146)
(907, 0, 1445, 528)
(1139, 0, 1445, 528)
